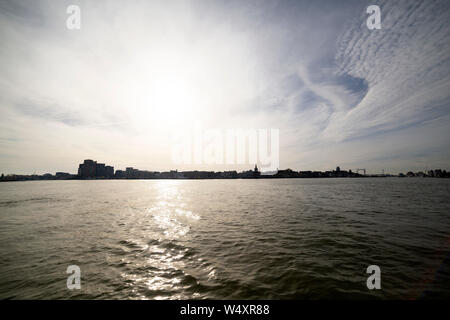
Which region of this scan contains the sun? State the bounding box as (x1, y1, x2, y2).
(131, 52, 209, 132)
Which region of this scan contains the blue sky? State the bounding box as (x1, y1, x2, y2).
(0, 0, 449, 174)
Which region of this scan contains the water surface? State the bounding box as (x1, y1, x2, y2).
(0, 178, 449, 299)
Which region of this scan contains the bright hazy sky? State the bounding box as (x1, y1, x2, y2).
(0, 0, 449, 174)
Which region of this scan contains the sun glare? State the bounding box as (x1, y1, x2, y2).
(130, 51, 212, 132)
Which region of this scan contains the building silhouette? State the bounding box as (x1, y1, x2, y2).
(78, 159, 114, 179)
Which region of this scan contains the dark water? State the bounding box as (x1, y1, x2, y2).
(0, 178, 449, 299)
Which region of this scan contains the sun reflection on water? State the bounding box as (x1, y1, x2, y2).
(121, 180, 202, 299)
(150, 181, 199, 240)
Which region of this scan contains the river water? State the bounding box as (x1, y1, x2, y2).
(0, 178, 449, 299)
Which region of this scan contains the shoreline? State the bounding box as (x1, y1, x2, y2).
(1, 175, 449, 182)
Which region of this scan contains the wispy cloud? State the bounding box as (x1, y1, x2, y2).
(329, 0, 450, 141)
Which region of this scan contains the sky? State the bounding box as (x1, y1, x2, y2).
(0, 0, 449, 174)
